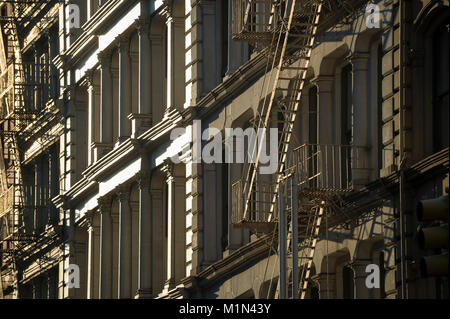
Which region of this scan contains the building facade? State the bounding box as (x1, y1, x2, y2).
(1, 0, 448, 299)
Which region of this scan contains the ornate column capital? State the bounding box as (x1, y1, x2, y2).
(86, 68, 99, 89)
(116, 35, 130, 54)
(97, 195, 112, 214)
(85, 210, 95, 227)
(97, 50, 112, 68)
(162, 160, 185, 184)
(162, 160, 175, 179)
(160, 1, 172, 21)
(116, 184, 131, 202)
(134, 18, 150, 36)
(134, 170, 151, 190)
(85, 210, 100, 232)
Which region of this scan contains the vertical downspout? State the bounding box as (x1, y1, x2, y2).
(399, 0, 407, 299)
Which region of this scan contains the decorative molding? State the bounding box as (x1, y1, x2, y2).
(115, 184, 131, 202)
(97, 50, 112, 67)
(116, 35, 130, 54)
(134, 170, 151, 190)
(134, 18, 150, 36)
(97, 195, 112, 213)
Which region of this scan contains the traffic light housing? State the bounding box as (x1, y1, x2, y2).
(417, 195, 449, 222)
(416, 194, 449, 277)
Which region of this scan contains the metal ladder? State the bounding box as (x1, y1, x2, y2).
(242, 0, 323, 223)
(0, 7, 28, 298)
(296, 203, 324, 299)
(274, 176, 324, 299)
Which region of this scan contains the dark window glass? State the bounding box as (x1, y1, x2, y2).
(341, 64, 353, 187)
(432, 21, 449, 152)
(343, 265, 354, 299)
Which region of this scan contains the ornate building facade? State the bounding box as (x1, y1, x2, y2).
(1, 0, 448, 299)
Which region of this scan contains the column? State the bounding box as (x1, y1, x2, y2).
(48, 31, 58, 99)
(315, 76, 334, 144)
(350, 260, 372, 299)
(314, 76, 334, 187)
(98, 196, 112, 299)
(111, 57, 120, 147)
(93, 51, 113, 160)
(129, 194, 139, 297)
(33, 45, 41, 110)
(149, 19, 165, 123)
(149, 175, 165, 295)
(34, 158, 41, 232)
(162, 162, 186, 292)
(351, 53, 371, 187)
(117, 185, 132, 298)
(117, 36, 132, 143)
(135, 171, 152, 298)
(86, 69, 98, 165)
(111, 200, 119, 299)
(86, 211, 99, 299)
(165, 13, 185, 113)
(48, 146, 58, 223)
(128, 19, 152, 138)
(87, 0, 99, 19)
(65, 85, 78, 189)
(317, 272, 336, 299)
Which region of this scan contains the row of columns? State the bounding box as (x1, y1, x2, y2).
(85, 163, 186, 298)
(83, 13, 184, 166)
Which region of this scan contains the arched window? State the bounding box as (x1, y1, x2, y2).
(432, 21, 449, 152)
(308, 85, 318, 145)
(340, 64, 353, 187)
(342, 265, 354, 299)
(308, 85, 318, 187)
(310, 285, 320, 299)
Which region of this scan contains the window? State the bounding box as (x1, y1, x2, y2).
(39, 52, 50, 109)
(22, 145, 59, 234)
(221, 0, 229, 77)
(221, 151, 229, 252)
(308, 86, 318, 145)
(342, 265, 354, 299)
(310, 285, 319, 299)
(377, 43, 383, 171)
(432, 21, 449, 152)
(341, 64, 353, 187)
(378, 251, 386, 299)
(308, 86, 318, 187)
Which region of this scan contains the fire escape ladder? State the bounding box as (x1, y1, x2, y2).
(239, 0, 323, 227)
(0, 2, 31, 297)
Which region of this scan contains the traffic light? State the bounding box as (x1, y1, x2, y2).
(416, 194, 449, 277)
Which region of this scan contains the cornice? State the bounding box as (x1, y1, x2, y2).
(62, 0, 134, 68)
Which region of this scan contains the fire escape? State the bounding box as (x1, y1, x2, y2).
(0, 0, 58, 298)
(231, 0, 384, 299)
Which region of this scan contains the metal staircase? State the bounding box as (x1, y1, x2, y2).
(230, 1, 381, 299)
(231, 0, 325, 299)
(272, 175, 325, 299)
(0, 2, 33, 298)
(232, 0, 323, 229)
(295, 203, 324, 298)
